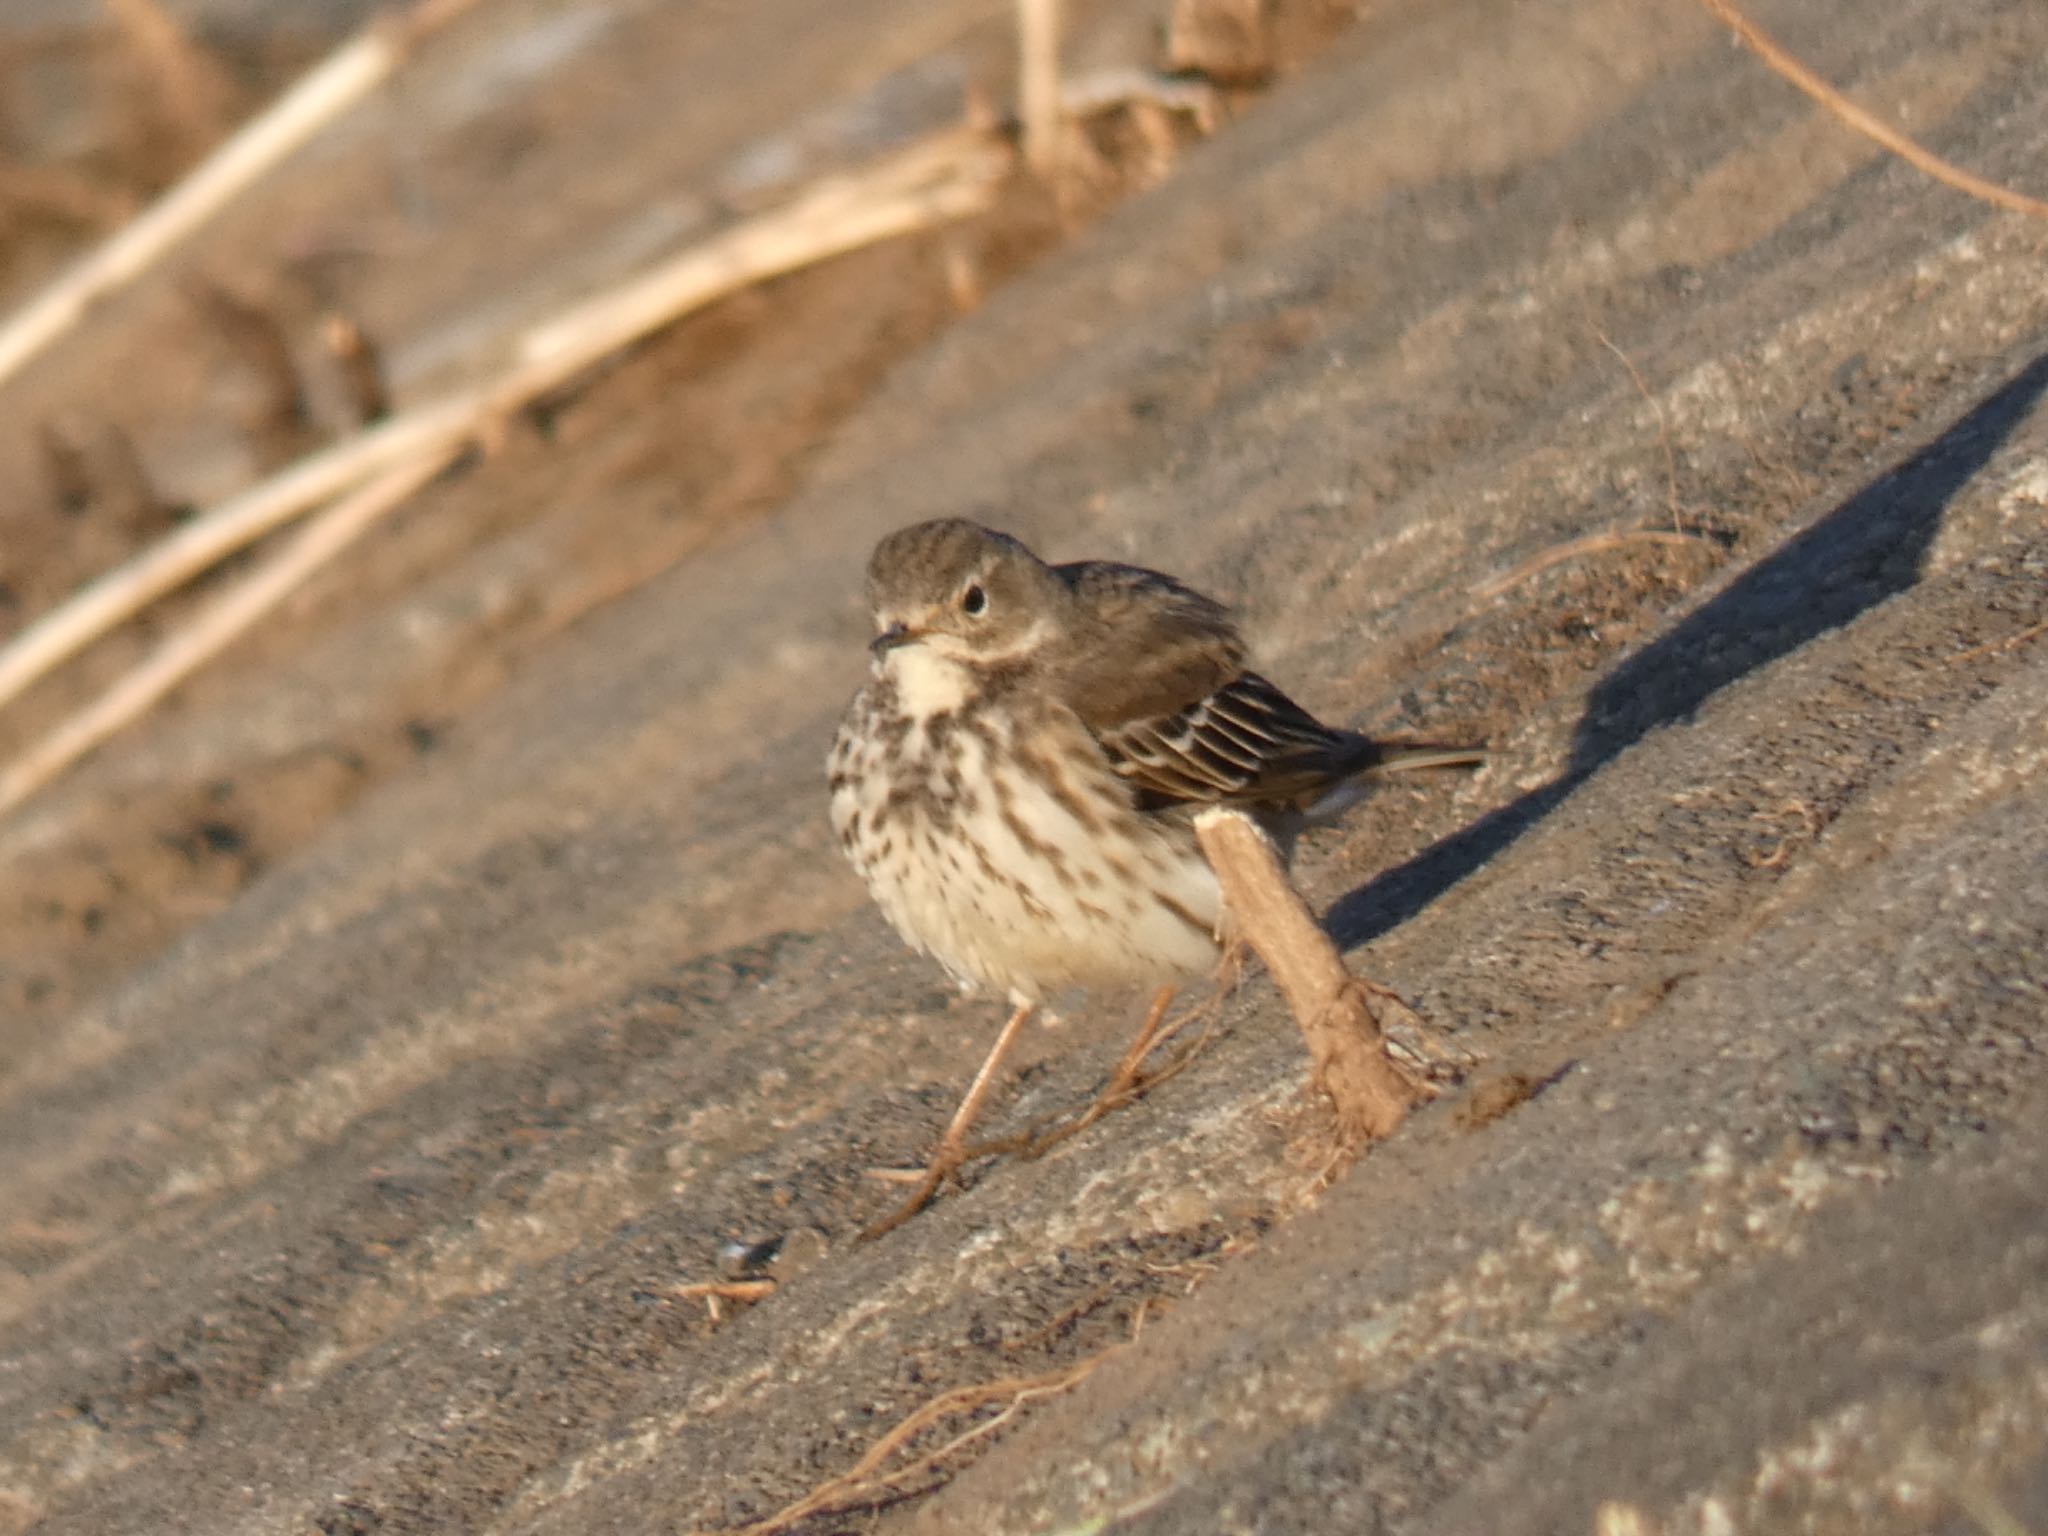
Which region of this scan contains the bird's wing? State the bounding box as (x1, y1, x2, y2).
(1054, 561, 1355, 809)
(1096, 670, 1364, 809)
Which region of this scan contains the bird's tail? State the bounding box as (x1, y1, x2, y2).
(1294, 738, 1483, 824)
(1358, 742, 1486, 776)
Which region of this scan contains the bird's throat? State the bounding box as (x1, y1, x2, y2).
(884, 645, 976, 718)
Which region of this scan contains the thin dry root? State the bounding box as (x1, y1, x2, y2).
(1693, 0, 2048, 218)
(1474, 529, 1709, 603)
(684, 1354, 1106, 1536)
(1946, 618, 2048, 666)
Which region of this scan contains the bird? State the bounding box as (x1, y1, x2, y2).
(828, 518, 1480, 1232)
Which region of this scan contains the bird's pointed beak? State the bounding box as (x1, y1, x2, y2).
(869, 622, 919, 656)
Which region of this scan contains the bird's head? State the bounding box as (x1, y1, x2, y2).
(864, 519, 1069, 668)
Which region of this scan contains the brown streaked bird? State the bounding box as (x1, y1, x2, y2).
(828, 518, 1480, 1232)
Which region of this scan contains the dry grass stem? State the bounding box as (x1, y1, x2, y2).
(1474, 529, 1708, 602)
(0, 0, 492, 394)
(690, 1355, 1104, 1536)
(0, 393, 481, 721)
(0, 448, 459, 820)
(0, 129, 1009, 736)
(1694, 0, 2048, 217)
(1193, 809, 1421, 1144)
(1017, 0, 1065, 174)
(861, 1166, 933, 1186)
(1592, 326, 1685, 530)
(513, 128, 1004, 368)
(673, 1280, 778, 1302)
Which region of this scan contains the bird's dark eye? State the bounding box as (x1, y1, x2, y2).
(960, 584, 987, 616)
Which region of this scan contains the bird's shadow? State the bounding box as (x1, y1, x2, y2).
(1327, 350, 2048, 950)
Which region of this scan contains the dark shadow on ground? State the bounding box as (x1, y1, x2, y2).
(1327, 351, 2048, 949)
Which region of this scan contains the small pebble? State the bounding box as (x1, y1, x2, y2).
(717, 1237, 779, 1278)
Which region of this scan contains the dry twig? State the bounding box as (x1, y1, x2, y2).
(1693, 0, 2048, 218)
(1193, 809, 1421, 1144)
(674, 1279, 777, 1323)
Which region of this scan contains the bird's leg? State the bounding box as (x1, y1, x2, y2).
(863, 998, 1035, 1239)
(1019, 983, 1190, 1160)
(1105, 983, 1178, 1099)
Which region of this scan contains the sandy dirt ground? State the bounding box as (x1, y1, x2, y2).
(0, 0, 2044, 1532)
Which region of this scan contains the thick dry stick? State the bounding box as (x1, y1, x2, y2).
(1694, 0, 2048, 218)
(515, 129, 1003, 367)
(1193, 809, 1419, 1143)
(0, 132, 1009, 722)
(0, 0, 491, 393)
(0, 449, 459, 821)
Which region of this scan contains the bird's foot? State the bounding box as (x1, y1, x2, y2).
(860, 1146, 968, 1239)
(861, 998, 1036, 1239)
